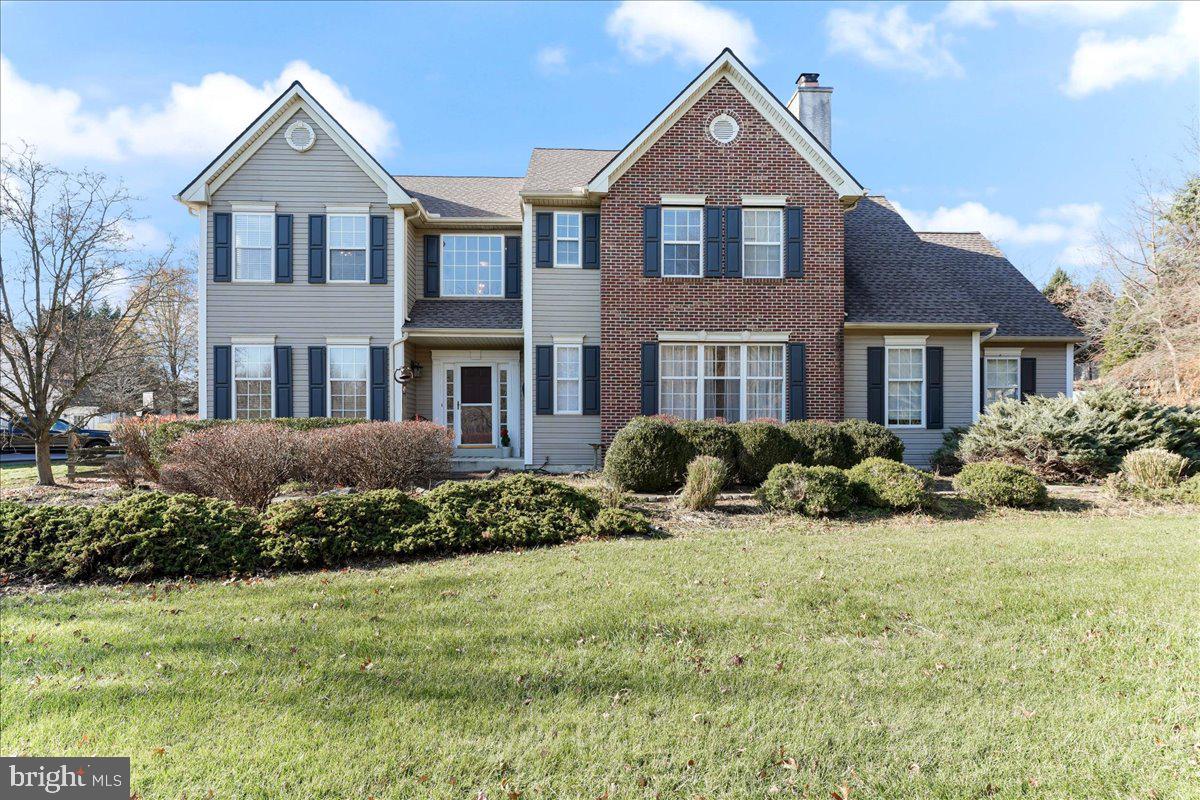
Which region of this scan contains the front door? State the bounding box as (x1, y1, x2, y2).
(432, 352, 521, 456)
(457, 366, 494, 447)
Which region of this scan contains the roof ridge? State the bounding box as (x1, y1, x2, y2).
(396, 174, 524, 179)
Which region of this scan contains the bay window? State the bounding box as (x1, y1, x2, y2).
(328, 346, 368, 419)
(233, 213, 273, 281)
(742, 208, 783, 278)
(554, 345, 582, 414)
(554, 212, 581, 267)
(659, 343, 786, 423)
(328, 214, 368, 282)
(233, 345, 273, 420)
(984, 356, 1020, 407)
(886, 346, 924, 427)
(441, 235, 503, 296)
(662, 207, 702, 277)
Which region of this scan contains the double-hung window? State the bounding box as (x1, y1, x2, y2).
(441, 235, 503, 296)
(328, 214, 368, 282)
(886, 346, 924, 427)
(233, 213, 273, 282)
(554, 212, 581, 268)
(554, 345, 582, 414)
(233, 345, 273, 420)
(662, 207, 702, 277)
(328, 346, 368, 419)
(659, 343, 786, 423)
(742, 209, 783, 278)
(984, 356, 1020, 407)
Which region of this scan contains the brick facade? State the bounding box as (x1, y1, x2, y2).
(599, 77, 846, 442)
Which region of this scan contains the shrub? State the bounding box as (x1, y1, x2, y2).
(929, 427, 967, 475)
(952, 461, 1047, 508)
(847, 457, 933, 510)
(1119, 447, 1188, 490)
(592, 507, 654, 537)
(838, 419, 904, 465)
(604, 417, 691, 492)
(678, 455, 728, 511)
(757, 464, 852, 517)
(589, 479, 628, 510)
(105, 454, 143, 490)
(147, 416, 369, 468)
(785, 421, 851, 467)
(160, 423, 303, 509)
(0, 502, 93, 578)
(111, 415, 179, 481)
(1181, 474, 1200, 504)
(676, 420, 739, 472)
(300, 421, 452, 491)
(732, 421, 795, 486)
(260, 490, 430, 569)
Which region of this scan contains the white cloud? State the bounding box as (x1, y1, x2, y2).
(535, 45, 569, 75)
(826, 5, 963, 78)
(0, 56, 397, 162)
(893, 199, 1103, 265)
(606, 0, 760, 66)
(941, 1, 1148, 28)
(1063, 3, 1199, 97)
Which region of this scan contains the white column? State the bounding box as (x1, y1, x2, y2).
(197, 206, 209, 418)
(522, 202, 534, 465)
(1065, 343, 1075, 399)
(394, 338, 406, 421)
(970, 331, 981, 422)
(392, 207, 407, 422)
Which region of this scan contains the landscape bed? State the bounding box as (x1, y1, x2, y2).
(2, 511, 1196, 799)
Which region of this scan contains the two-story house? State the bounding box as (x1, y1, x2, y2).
(176, 50, 1082, 470)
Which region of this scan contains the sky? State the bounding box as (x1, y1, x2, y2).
(2, 0, 1197, 288)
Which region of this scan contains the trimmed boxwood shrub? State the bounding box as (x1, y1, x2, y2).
(952, 461, 1047, 508)
(604, 416, 691, 492)
(757, 464, 853, 517)
(838, 419, 904, 464)
(676, 419, 739, 472)
(592, 507, 654, 537)
(786, 421, 851, 467)
(848, 457, 933, 510)
(732, 422, 795, 486)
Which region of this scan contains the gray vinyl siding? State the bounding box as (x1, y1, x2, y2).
(206, 108, 394, 418)
(531, 208, 602, 469)
(1003, 343, 1068, 397)
(403, 343, 434, 421)
(845, 331, 973, 467)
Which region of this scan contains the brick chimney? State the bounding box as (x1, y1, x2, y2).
(786, 72, 832, 151)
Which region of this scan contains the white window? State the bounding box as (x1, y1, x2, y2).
(554, 212, 581, 268)
(886, 347, 925, 427)
(328, 346, 368, 419)
(233, 345, 273, 420)
(328, 214, 368, 282)
(985, 356, 1020, 407)
(659, 343, 786, 423)
(743, 208, 783, 278)
(441, 235, 503, 296)
(554, 345, 582, 414)
(662, 207, 702, 277)
(233, 213, 273, 282)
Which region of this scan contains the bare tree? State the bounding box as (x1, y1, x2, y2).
(0, 144, 182, 485)
(138, 264, 198, 415)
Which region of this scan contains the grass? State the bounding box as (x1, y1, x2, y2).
(2, 511, 1197, 799)
(0, 461, 67, 489)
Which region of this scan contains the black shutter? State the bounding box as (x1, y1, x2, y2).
(535, 345, 553, 414)
(582, 213, 600, 269)
(504, 236, 521, 298)
(1020, 357, 1037, 400)
(787, 343, 807, 421)
(213, 213, 232, 282)
(369, 215, 387, 284)
(423, 235, 440, 297)
(583, 345, 600, 415)
(274, 214, 293, 283)
(308, 215, 326, 283)
(274, 345, 293, 418)
(213, 345, 231, 419)
(641, 342, 659, 416)
(643, 206, 661, 277)
(926, 346, 943, 429)
(785, 207, 804, 278)
(535, 212, 553, 267)
(980, 357, 986, 412)
(308, 346, 327, 417)
(704, 206, 722, 277)
(370, 345, 388, 420)
(867, 346, 884, 424)
(724, 207, 742, 277)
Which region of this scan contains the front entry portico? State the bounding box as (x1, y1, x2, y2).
(431, 350, 522, 463)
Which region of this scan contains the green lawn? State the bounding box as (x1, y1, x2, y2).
(0, 461, 67, 489)
(2, 512, 1197, 799)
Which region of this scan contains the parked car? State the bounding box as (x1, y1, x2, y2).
(0, 418, 112, 454)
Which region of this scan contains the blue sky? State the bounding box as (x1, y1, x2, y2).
(2, 0, 1196, 287)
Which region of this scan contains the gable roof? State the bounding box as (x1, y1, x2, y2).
(587, 49, 865, 201)
(176, 81, 413, 207)
(844, 197, 1083, 339)
(524, 148, 619, 195)
(396, 175, 523, 220)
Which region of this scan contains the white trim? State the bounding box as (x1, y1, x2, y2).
(394, 338, 406, 421)
(1065, 343, 1075, 399)
(658, 330, 788, 342)
(326, 336, 370, 346)
(231, 343, 275, 421)
(587, 51, 865, 199)
(552, 211, 582, 268)
(661, 193, 707, 205)
(522, 202, 534, 466)
(403, 328, 524, 339)
(326, 344, 370, 420)
(982, 354, 1021, 409)
(884, 335, 928, 347)
(884, 345, 926, 429)
(741, 207, 784, 279)
(661, 206, 703, 278)
(393, 209, 406, 421)
(231, 334, 276, 345)
(741, 195, 788, 207)
(553, 344, 583, 416)
(326, 213, 369, 283)
(845, 322, 996, 331)
(971, 331, 981, 422)
(231, 211, 275, 283)
(325, 204, 371, 214)
(552, 334, 585, 345)
(982, 347, 1022, 357)
(439, 233, 505, 297)
(197, 210, 208, 418)
(230, 201, 276, 213)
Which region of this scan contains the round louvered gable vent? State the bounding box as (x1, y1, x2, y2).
(709, 113, 739, 144)
(285, 121, 315, 152)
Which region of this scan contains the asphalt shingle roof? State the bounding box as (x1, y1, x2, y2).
(394, 176, 523, 220)
(523, 148, 619, 194)
(404, 299, 522, 330)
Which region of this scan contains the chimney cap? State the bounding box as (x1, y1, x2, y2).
(797, 72, 821, 86)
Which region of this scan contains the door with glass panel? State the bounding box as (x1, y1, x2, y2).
(432, 355, 521, 453)
(457, 366, 494, 447)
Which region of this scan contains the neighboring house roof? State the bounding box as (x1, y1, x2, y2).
(523, 149, 619, 195)
(845, 197, 1083, 339)
(395, 176, 524, 220)
(404, 299, 522, 330)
